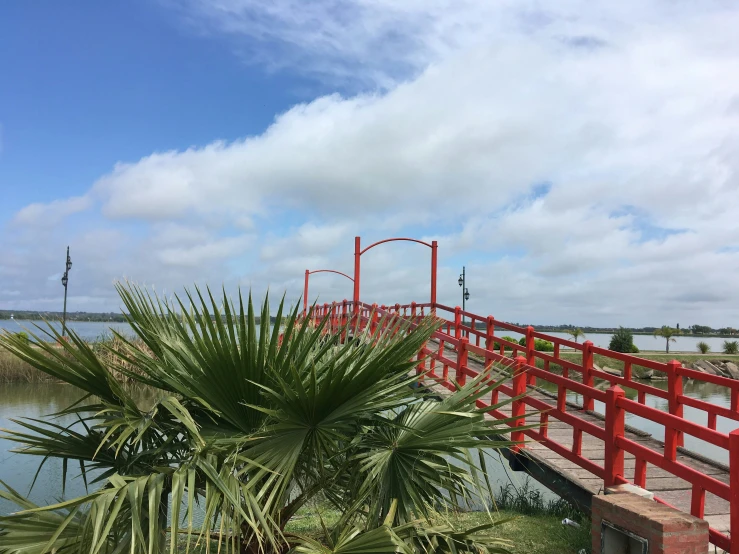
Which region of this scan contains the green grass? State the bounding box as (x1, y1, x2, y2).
(281, 507, 589, 554)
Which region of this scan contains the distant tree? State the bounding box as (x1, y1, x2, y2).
(567, 328, 586, 343)
(654, 326, 679, 353)
(719, 327, 737, 336)
(609, 327, 636, 353)
(691, 325, 712, 335)
(724, 340, 739, 355)
(697, 341, 710, 354)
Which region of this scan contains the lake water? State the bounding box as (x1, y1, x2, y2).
(2, 320, 733, 352)
(0, 319, 133, 340)
(493, 331, 733, 353)
(0, 381, 544, 517)
(1, 375, 735, 517)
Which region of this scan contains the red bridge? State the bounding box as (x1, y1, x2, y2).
(302, 236, 739, 553)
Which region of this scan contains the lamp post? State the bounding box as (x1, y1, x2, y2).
(458, 267, 470, 331)
(61, 246, 72, 337)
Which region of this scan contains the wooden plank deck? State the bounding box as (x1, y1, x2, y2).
(418, 340, 732, 552)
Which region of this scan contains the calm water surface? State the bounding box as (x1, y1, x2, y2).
(0, 382, 548, 516)
(491, 331, 733, 353)
(0, 320, 133, 340)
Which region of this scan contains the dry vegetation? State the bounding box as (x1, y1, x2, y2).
(0, 335, 150, 384)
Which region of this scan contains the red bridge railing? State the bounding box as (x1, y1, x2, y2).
(305, 300, 739, 553)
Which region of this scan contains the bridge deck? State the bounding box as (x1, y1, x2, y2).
(420, 339, 732, 547)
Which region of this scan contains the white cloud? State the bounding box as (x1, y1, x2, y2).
(3, 1, 739, 328)
(12, 196, 92, 226)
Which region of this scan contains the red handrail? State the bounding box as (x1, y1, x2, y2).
(304, 299, 739, 552)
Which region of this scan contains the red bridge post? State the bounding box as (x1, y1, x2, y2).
(456, 337, 468, 386)
(605, 385, 626, 487)
(511, 356, 527, 452)
(454, 306, 462, 339)
(667, 360, 685, 455)
(730, 429, 739, 554)
(582, 341, 595, 411)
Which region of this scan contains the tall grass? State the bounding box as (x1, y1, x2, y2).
(0, 350, 56, 383)
(0, 333, 149, 384)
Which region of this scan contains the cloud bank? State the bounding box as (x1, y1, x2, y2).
(3, 0, 739, 327)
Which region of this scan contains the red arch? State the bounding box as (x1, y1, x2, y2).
(304, 269, 354, 315)
(353, 236, 437, 311)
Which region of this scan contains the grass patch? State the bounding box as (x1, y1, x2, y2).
(0, 350, 56, 383)
(280, 483, 591, 554)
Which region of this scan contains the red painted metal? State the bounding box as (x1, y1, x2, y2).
(303, 269, 354, 316)
(299, 285, 739, 551)
(731, 430, 739, 554)
(604, 385, 625, 487)
(352, 236, 438, 314)
(457, 337, 469, 386)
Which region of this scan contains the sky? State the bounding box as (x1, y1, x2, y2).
(1, 1, 739, 327)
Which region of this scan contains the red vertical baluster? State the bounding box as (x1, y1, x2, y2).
(604, 385, 626, 487)
(691, 483, 705, 518)
(456, 337, 469, 386)
(341, 300, 348, 342)
(454, 306, 462, 340)
(634, 457, 647, 488)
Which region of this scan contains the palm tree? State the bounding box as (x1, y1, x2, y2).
(653, 325, 679, 353)
(0, 283, 524, 554)
(567, 328, 586, 343)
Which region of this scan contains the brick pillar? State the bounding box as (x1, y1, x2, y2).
(591, 490, 708, 554)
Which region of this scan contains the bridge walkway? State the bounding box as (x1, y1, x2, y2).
(419, 338, 732, 548)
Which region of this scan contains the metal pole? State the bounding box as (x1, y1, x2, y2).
(62, 246, 69, 337)
(304, 270, 309, 317)
(461, 266, 465, 328)
(430, 240, 438, 311)
(353, 237, 361, 314)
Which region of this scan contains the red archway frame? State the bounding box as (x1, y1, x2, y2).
(353, 236, 438, 313)
(304, 269, 354, 316)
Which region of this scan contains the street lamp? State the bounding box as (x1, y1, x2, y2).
(458, 266, 470, 331)
(61, 246, 72, 337)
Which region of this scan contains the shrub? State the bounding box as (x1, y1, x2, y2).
(515, 337, 554, 351)
(535, 339, 554, 352)
(631, 344, 640, 353)
(14, 332, 29, 345)
(494, 336, 520, 351)
(724, 340, 739, 355)
(609, 327, 637, 353)
(697, 341, 711, 354)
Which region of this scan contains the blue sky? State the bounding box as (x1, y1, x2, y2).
(2, 1, 739, 327)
